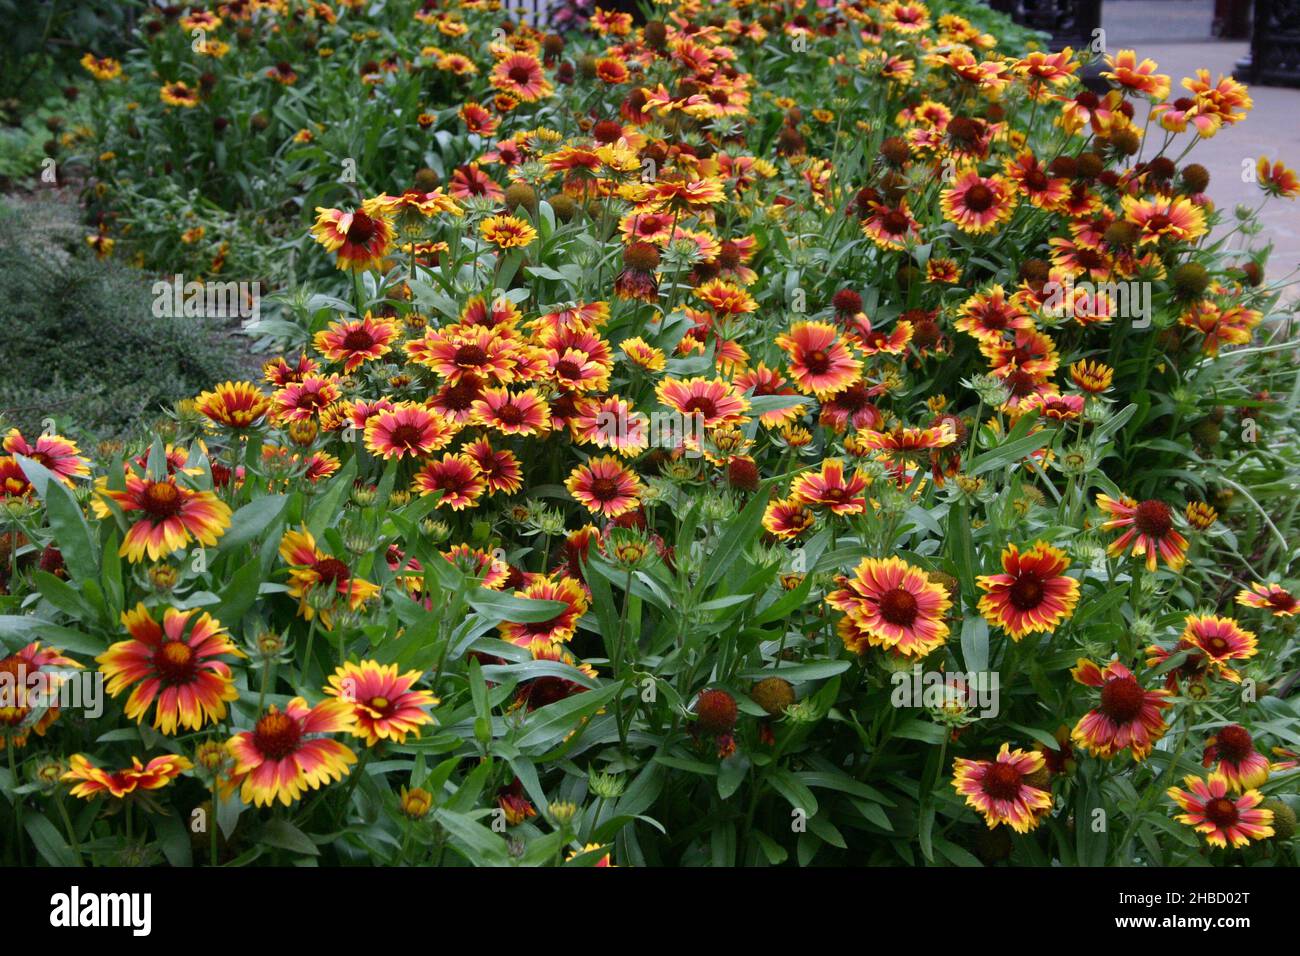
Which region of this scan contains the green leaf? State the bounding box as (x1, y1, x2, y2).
(516, 682, 620, 751)
(434, 808, 508, 865)
(217, 495, 289, 555)
(259, 818, 320, 857)
(18, 457, 98, 581)
(24, 814, 79, 867)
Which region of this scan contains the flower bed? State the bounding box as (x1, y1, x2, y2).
(3, 0, 1299, 867)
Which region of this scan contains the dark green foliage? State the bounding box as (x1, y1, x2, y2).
(0, 200, 251, 441)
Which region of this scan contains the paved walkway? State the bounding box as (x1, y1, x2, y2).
(1102, 1, 1300, 293)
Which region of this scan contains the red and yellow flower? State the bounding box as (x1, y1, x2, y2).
(98, 604, 241, 734)
(1167, 773, 1273, 848)
(227, 698, 357, 807)
(1096, 494, 1189, 572)
(952, 743, 1053, 832)
(324, 660, 438, 747)
(566, 455, 643, 518)
(977, 542, 1080, 639)
(1070, 659, 1171, 761)
(1202, 724, 1269, 791)
(63, 753, 192, 799)
(279, 527, 381, 626)
(94, 474, 232, 562)
(827, 556, 952, 657)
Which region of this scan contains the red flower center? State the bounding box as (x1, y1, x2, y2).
(555, 360, 582, 380)
(1099, 675, 1145, 723)
(981, 761, 1024, 801)
(1214, 724, 1253, 762)
(1008, 573, 1044, 610)
(1145, 213, 1171, 233)
(312, 557, 351, 586)
(1268, 591, 1296, 611)
(252, 711, 302, 761)
(142, 481, 184, 519)
(1204, 796, 1239, 829)
(1133, 499, 1173, 538)
(153, 641, 196, 685)
(508, 64, 533, 84)
(963, 183, 994, 212)
(877, 587, 919, 627)
(347, 212, 377, 245)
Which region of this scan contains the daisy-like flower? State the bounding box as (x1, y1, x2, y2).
(571, 396, 649, 456)
(1180, 614, 1258, 681)
(313, 314, 400, 372)
(273, 373, 342, 422)
(0, 642, 81, 749)
(193, 381, 271, 430)
(1202, 724, 1270, 791)
(1167, 773, 1273, 848)
(480, 214, 538, 250)
(364, 402, 457, 460)
(63, 753, 192, 800)
(762, 498, 815, 539)
(160, 81, 200, 107)
(776, 321, 862, 398)
(98, 604, 242, 734)
(1185, 501, 1218, 530)
(324, 661, 438, 747)
(406, 326, 519, 383)
(1101, 50, 1171, 100)
(3, 429, 90, 484)
(1236, 582, 1298, 617)
(1070, 659, 1171, 761)
(471, 386, 551, 437)
(1069, 359, 1114, 394)
(977, 542, 1080, 639)
(656, 377, 749, 428)
(499, 574, 590, 647)
(952, 743, 1053, 832)
(279, 527, 381, 626)
(955, 285, 1034, 342)
(412, 453, 487, 510)
(80, 53, 122, 81)
(860, 201, 921, 250)
(94, 474, 232, 562)
(227, 699, 357, 807)
(311, 207, 394, 271)
(566, 455, 643, 518)
(790, 459, 871, 515)
(1120, 194, 1206, 246)
(463, 438, 523, 495)
(827, 556, 952, 657)
(490, 52, 553, 102)
(1255, 157, 1300, 199)
(1096, 494, 1189, 572)
(941, 169, 1017, 233)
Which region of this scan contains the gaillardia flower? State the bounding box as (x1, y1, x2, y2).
(195, 381, 272, 430)
(63, 753, 192, 799)
(1096, 494, 1188, 572)
(1070, 659, 1171, 761)
(1167, 773, 1273, 848)
(827, 556, 952, 657)
(227, 698, 357, 807)
(98, 604, 242, 734)
(94, 474, 232, 562)
(1236, 582, 1297, 617)
(977, 541, 1080, 639)
(1202, 724, 1269, 791)
(324, 660, 438, 747)
(952, 743, 1053, 832)
(311, 206, 394, 271)
(279, 527, 381, 627)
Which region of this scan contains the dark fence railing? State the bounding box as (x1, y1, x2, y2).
(1234, 0, 1300, 87)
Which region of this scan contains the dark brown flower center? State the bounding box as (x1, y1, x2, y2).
(142, 481, 184, 519)
(253, 711, 302, 761)
(981, 761, 1024, 801)
(804, 349, 831, 374)
(388, 423, 425, 449)
(455, 344, 489, 367)
(590, 477, 619, 501)
(1008, 574, 1044, 610)
(882, 210, 911, 234)
(963, 184, 994, 212)
(1215, 724, 1253, 761)
(1145, 213, 1171, 232)
(508, 64, 533, 84)
(1099, 675, 1145, 723)
(878, 587, 918, 627)
(495, 403, 525, 426)
(347, 212, 377, 245)
(682, 396, 718, 418)
(1134, 499, 1173, 538)
(1204, 797, 1239, 828)
(341, 329, 375, 351)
